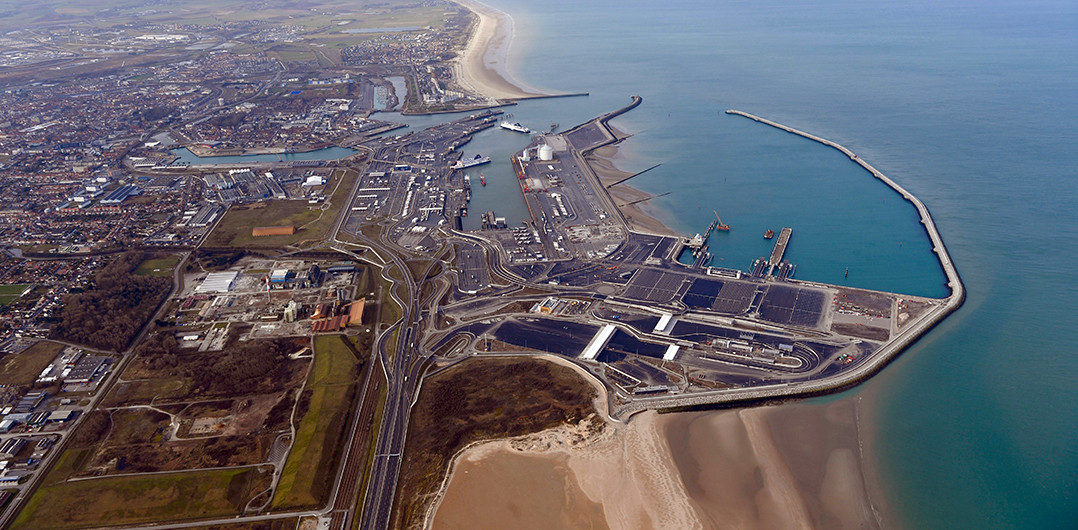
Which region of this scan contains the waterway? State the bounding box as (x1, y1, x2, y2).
(170, 146, 358, 165)
(427, 0, 1077, 527)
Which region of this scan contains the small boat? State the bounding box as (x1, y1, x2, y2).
(479, 174, 486, 186)
(764, 229, 775, 239)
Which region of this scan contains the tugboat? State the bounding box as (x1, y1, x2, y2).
(764, 229, 775, 239)
(479, 174, 487, 186)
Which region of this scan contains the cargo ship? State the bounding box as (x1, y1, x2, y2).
(452, 154, 491, 170)
(500, 121, 531, 134)
(764, 229, 775, 239)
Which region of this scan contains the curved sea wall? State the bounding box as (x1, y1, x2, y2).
(614, 111, 965, 418)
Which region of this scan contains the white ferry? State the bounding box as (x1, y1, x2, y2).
(452, 154, 492, 170)
(499, 121, 531, 134)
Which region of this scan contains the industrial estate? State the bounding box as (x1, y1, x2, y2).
(0, 1, 962, 529)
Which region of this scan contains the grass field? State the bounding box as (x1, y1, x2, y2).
(203, 169, 358, 249)
(102, 377, 191, 407)
(0, 0, 448, 33)
(0, 283, 29, 306)
(135, 256, 180, 277)
(0, 340, 64, 386)
(11, 467, 270, 530)
(185, 519, 301, 530)
(270, 334, 363, 509)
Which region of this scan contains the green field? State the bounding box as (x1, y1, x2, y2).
(11, 467, 269, 530)
(0, 283, 29, 305)
(0, 340, 64, 386)
(0, 0, 449, 33)
(134, 256, 181, 277)
(270, 334, 363, 509)
(203, 169, 358, 249)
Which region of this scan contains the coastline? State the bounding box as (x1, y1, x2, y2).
(586, 132, 682, 238)
(450, 0, 552, 101)
(429, 400, 885, 529)
(427, 6, 923, 530)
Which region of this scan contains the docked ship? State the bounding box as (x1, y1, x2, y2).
(764, 229, 775, 239)
(500, 121, 531, 134)
(452, 154, 491, 170)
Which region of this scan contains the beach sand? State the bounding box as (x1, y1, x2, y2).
(451, 0, 549, 101)
(430, 411, 703, 530)
(431, 449, 608, 530)
(587, 144, 682, 238)
(431, 398, 884, 529)
(435, 5, 882, 528)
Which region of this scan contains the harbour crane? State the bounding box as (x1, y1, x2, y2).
(714, 210, 731, 231)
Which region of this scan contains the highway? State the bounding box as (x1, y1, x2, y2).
(1, 100, 966, 530)
(356, 246, 445, 530)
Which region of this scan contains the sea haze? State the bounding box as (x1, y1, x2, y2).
(445, 0, 1078, 527)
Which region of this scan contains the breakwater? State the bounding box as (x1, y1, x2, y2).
(725, 109, 963, 301)
(613, 112, 965, 419)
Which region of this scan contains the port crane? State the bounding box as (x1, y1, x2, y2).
(713, 210, 731, 231)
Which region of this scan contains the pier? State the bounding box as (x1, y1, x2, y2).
(767, 227, 792, 274)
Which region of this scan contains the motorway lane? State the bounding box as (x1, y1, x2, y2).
(358, 250, 446, 529)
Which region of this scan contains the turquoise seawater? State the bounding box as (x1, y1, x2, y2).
(423, 0, 1076, 527)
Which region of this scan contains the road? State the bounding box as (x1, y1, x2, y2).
(0, 252, 191, 529)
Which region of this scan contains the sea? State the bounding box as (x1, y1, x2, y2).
(390, 0, 1078, 527)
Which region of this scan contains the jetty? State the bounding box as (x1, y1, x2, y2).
(767, 227, 792, 274)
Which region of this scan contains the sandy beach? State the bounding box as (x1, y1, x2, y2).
(432, 4, 883, 529)
(587, 144, 682, 238)
(430, 397, 885, 529)
(451, 0, 550, 101)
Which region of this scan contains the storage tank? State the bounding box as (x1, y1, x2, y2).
(538, 144, 554, 161)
